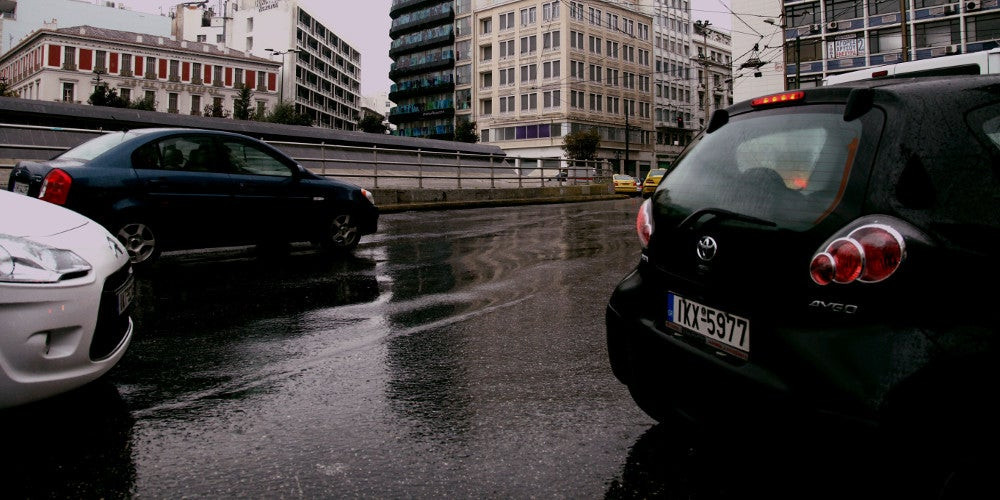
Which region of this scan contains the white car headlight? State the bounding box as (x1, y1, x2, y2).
(0, 234, 92, 283)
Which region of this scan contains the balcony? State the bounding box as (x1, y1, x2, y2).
(389, 75, 454, 101)
(389, 4, 452, 38)
(389, 26, 454, 57)
(389, 52, 454, 78)
(390, 0, 441, 19)
(388, 98, 455, 124)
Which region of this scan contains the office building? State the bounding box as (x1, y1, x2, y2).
(174, 0, 363, 130)
(472, 0, 656, 174)
(731, 0, 1000, 102)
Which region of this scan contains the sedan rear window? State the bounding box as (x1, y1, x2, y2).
(59, 130, 150, 161)
(661, 108, 865, 230)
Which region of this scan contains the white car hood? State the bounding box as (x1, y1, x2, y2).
(0, 190, 91, 237)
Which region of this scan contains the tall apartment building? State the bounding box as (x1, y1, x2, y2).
(472, 0, 655, 175)
(731, 0, 1000, 101)
(647, 0, 695, 166)
(174, 0, 363, 130)
(388, 0, 460, 139)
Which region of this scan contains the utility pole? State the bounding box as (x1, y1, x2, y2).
(696, 20, 711, 128)
(899, 0, 909, 61)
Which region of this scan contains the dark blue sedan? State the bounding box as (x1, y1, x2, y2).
(7, 128, 378, 266)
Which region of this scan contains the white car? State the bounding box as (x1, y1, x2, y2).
(0, 189, 134, 408)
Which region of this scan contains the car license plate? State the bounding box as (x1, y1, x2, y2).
(667, 292, 750, 358)
(116, 276, 135, 315)
(13, 182, 29, 195)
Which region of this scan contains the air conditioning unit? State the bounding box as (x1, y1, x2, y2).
(967, 1, 980, 11)
(809, 23, 821, 33)
(946, 44, 961, 55)
(827, 21, 839, 31)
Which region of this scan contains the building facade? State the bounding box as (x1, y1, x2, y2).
(173, 0, 363, 130)
(0, 0, 171, 55)
(0, 25, 279, 116)
(731, 0, 1000, 101)
(647, 0, 696, 166)
(472, 0, 656, 175)
(692, 21, 733, 129)
(388, 0, 459, 139)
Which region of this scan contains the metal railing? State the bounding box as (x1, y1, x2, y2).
(0, 123, 613, 190)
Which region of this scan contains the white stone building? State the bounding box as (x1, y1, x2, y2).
(0, 25, 279, 116)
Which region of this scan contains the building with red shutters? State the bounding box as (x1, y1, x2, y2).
(0, 25, 279, 117)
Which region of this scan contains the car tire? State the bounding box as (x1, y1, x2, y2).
(114, 220, 160, 267)
(316, 213, 360, 254)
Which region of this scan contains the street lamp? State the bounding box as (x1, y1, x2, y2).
(265, 48, 299, 102)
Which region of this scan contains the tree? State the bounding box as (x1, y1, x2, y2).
(233, 84, 254, 120)
(88, 85, 127, 108)
(203, 101, 229, 118)
(562, 128, 601, 162)
(0, 78, 18, 97)
(358, 112, 388, 133)
(129, 96, 156, 111)
(264, 100, 312, 126)
(453, 120, 479, 143)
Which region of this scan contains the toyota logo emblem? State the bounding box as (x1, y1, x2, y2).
(696, 236, 718, 262)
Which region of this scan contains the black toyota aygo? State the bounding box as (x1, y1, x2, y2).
(606, 76, 1000, 475)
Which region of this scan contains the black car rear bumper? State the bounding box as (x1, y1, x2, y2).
(604, 267, 967, 431)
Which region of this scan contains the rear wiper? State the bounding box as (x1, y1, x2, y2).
(677, 207, 777, 230)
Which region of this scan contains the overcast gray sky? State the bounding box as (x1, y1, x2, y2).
(120, 0, 733, 97)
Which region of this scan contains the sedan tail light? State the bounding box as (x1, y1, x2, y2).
(810, 221, 905, 285)
(636, 198, 654, 248)
(39, 168, 72, 205)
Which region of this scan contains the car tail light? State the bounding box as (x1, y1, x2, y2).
(636, 198, 654, 248)
(39, 168, 72, 205)
(751, 91, 805, 107)
(810, 223, 905, 285)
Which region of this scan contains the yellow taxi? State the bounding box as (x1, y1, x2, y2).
(641, 169, 667, 197)
(612, 174, 639, 195)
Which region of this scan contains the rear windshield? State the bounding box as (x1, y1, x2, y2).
(660, 107, 864, 230)
(58, 130, 150, 161)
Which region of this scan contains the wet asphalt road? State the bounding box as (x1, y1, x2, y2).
(0, 198, 978, 499)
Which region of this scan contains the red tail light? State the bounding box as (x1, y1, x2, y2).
(636, 198, 653, 248)
(810, 223, 905, 285)
(39, 168, 72, 205)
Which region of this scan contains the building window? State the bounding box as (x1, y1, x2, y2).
(914, 19, 960, 48)
(190, 94, 201, 114)
(213, 65, 223, 86)
(197, 34, 207, 42)
(169, 60, 180, 81)
(168, 92, 178, 113)
(235, 68, 244, 86)
(520, 35, 537, 54)
(481, 44, 493, 61)
(247, 37, 254, 52)
(63, 47, 76, 69)
(499, 67, 514, 86)
(192, 63, 202, 83)
(543, 60, 560, 79)
(120, 87, 131, 102)
(520, 7, 536, 26)
(520, 64, 537, 83)
(570, 30, 584, 49)
(480, 98, 493, 115)
(456, 17, 471, 37)
(257, 71, 266, 90)
(499, 95, 514, 113)
(481, 18, 492, 34)
(95, 50, 107, 72)
(480, 71, 493, 88)
(217, 34, 225, 43)
(144, 90, 156, 107)
(145, 57, 156, 79)
(543, 90, 560, 108)
(499, 11, 514, 30)
(570, 60, 584, 79)
(247, 17, 254, 31)
(61, 82, 74, 102)
(589, 92, 602, 111)
(520, 92, 537, 111)
(543, 2, 560, 21)
(499, 39, 515, 58)
(543, 30, 560, 51)
(570, 90, 584, 108)
(120, 53, 132, 75)
(589, 36, 602, 54)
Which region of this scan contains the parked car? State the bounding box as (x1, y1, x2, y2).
(0, 190, 134, 408)
(7, 128, 378, 266)
(606, 77, 1000, 462)
(612, 174, 639, 195)
(640, 169, 666, 197)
